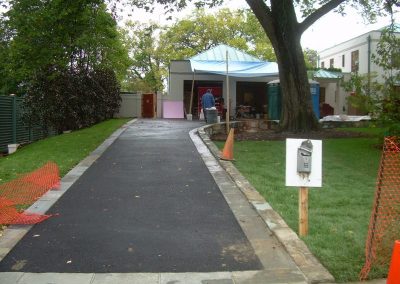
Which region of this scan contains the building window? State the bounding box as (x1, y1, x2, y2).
(330, 58, 334, 68)
(351, 50, 359, 72)
(342, 55, 345, 67)
(321, 61, 325, 68)
(392, 53, 400, 69)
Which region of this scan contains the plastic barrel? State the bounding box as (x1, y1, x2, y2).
(310, 83, 320, 119)
(268, 80, 319, 120)
(268, 84, 282, 120)
(206, 109, 218, 124)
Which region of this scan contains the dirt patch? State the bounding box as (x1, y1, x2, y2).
(211, 128, 373, 141)
(221, 243, 258, 263)
(11, 259, 27, 271)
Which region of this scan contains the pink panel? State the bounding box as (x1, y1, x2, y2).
(163, 101, 184, 118)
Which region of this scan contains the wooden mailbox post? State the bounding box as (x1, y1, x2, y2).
(285, 139, 322, 237)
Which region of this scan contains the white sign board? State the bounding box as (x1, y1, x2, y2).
(285, 139, 322, 187)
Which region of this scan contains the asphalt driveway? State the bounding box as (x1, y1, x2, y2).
(0, 119, 262, 273)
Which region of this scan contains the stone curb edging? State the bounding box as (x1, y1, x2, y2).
(189, 127, 308, 284)
(196, 125, 335, 284)
(0, 118, 137, 263)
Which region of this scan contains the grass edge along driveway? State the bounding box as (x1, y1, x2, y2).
(215, 132, 385, 282)
(0, 118, 131, 184)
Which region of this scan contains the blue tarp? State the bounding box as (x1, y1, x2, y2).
(190, 59, 279, 78)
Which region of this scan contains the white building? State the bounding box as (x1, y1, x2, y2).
(165, 44, 279, 119)
(319, 25, 399, 83)
(318, 25, 400, 115)
(309, 69, 350, 116)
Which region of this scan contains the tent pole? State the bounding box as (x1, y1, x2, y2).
(226, 51, 230, 133)
(189, 69, 195, 115)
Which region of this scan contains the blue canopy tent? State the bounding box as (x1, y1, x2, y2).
(187, 44, 279, 125)
(189, 60, 279, 78)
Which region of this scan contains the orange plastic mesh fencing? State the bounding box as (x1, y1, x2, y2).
(0, 162, 60, 225)
(0, 198, 51, 224)
(360, 136, 400, 280)
(0, 162, 60, 205)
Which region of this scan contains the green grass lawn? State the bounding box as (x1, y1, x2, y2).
(339, 126, 388, 136)
(0, 118, 131, 184)
(215, 132, 385, 282)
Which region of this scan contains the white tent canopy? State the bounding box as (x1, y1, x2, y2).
(190, 60, 279, 77)
(189, 44, 279, 77)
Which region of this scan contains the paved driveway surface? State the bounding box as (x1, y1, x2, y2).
(0, 119, 262, 273)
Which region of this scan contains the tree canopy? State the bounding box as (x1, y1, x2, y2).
(372, 22, 400, 126)
(158, 8, 275, 62)
(121, 21, 163, 92)
(122, 8, 276, 92)
(0, 0, 130, 131)
(0, 0, 130, 94)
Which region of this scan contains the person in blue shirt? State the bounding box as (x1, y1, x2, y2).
(201, 89, 215, 120)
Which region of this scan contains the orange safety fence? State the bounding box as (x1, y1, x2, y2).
(360, 136, 400, 280)
(0, 161, 60, 225)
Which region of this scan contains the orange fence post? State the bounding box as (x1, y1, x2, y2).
(387, 240, 400, 284)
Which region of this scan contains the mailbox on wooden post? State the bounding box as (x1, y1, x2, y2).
(286, 139, 322, 237)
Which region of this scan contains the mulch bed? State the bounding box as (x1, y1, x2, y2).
(211, 128, 373, 141)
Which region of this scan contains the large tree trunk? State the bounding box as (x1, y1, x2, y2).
(246, 0, 347, 132)
(269, 0, 318, 132)
(246, 0, 339, 132)
(276, 47, 319, 132)
(272, 21, 318, 131)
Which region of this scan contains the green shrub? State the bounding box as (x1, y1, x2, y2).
(23, 67, 121, 132)
(386, 123, 400, 136)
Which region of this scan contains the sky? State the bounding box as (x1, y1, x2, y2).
(119, 0, 399, 52)
(301, 7, 399, 51)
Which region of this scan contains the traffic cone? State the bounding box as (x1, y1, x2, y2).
(220, 128, 234, 161)
(387, 240, 400, 284)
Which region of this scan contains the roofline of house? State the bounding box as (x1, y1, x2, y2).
(319, 25, 399, 53)
(170, 60, 190, 63)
